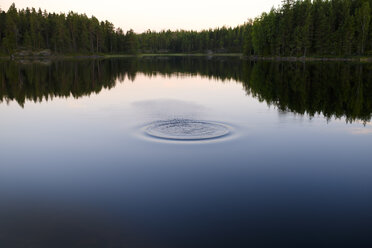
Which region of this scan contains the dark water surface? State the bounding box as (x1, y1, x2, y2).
(0, 57, 372, 247)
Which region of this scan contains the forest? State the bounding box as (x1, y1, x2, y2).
(0, 3, 138, 55)
(0, 0, 371, 56)
(245, 0, 372, 56)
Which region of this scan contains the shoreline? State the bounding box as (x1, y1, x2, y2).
(1, 53, 372, 62)
(245, 55, 372, 62)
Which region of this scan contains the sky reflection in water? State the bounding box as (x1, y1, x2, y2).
(0, 58, 371, 247)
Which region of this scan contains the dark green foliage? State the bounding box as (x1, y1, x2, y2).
(0, 3, 244, 55)
(246, 0, 372, 56)
(0, 1, 371, 56)
(0, 3, 136, 54)
(136, 25, 246, 53)
(125, 29, 138, 54)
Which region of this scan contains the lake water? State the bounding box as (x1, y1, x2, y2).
(0, 57, 372, 247)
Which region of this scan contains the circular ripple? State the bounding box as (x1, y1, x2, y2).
(145, 119, 230, 141)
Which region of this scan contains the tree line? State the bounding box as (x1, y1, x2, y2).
(0, 0, 372, 56)
(0, 3, 138, 55)
(137, 26, 246, 53)
(245, 0, 372, 57)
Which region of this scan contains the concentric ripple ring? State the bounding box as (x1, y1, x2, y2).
(145, 119, 230, 141)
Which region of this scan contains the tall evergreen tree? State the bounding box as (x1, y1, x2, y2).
(356, 1, 371, 54)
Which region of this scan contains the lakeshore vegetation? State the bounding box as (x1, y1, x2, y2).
(0, 0, 371, 57)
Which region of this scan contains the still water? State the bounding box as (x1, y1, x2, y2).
(0, 57, 371, 247)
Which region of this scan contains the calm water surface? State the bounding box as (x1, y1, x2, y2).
(0, 57, 372, 247)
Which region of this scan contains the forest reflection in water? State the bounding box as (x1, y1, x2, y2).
(0, 57, 371, 123)
(1, 57, 372, 248)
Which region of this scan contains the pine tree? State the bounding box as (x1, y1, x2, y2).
(4, 3, 19, 52)
(356, 1, 371, 54)
(125, 29, 138, 54)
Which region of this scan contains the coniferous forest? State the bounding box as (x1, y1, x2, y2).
(0, 0, 371, 56)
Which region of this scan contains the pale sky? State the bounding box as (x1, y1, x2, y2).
(1, 0, 282, 33)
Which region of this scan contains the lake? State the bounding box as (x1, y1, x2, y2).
(0, 57, 371, 248)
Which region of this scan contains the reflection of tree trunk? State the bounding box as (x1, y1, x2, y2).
(91, 61, 95, 88)
(91, 61, 95, 86)
(359, 65, 362, 84)
(97, 60, 101, 78)
(18, 69, 23, 87)
(356, 65, 362, 97)
(74, 64, 78, 91)
(48, 64, 52, 86)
